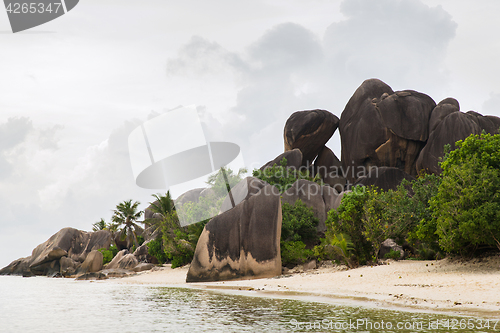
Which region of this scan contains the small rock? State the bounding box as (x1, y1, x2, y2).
(133, 263, 154, 272)
(303, 260, 317, 271)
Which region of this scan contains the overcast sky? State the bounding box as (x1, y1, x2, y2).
(1, 0, 500, 268)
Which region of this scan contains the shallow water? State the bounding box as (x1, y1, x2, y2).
(0, 276, 498, 333)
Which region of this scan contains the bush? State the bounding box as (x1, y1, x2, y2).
(325, 187, 373, 264)
(162, 212, 195, 268)
(281, 241, 313, 266)
(325, 174, 441, 264)
(429, 132, 500, 254)
(98, 245, 118, 265)
(281, 200, 318, 242)
(280, 200, 318, 266)
(147, 238, 168, 264)
(384, 249, 401, 260)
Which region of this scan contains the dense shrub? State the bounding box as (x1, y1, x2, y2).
(281, 200, 318, 242)
(280, 200, 318, 266)
(428, 132, 500, 254)
(384, 249, 402, 260)
(98, 244, 119, 265)
(325, 174, 441, 264)
(281, 241, 313, 266)
(325, 187, 372, 264)
(161, 211, 209, 268)
(147, 238, 168, 264)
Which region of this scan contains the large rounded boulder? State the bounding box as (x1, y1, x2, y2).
(340, 79, 435, 181)
(312, 146, 345, 191)
(416, 109, 500, 174)
(187, 184, 282, 282)
(76, 250, 103, 274)
(260, 148, 303, 171)
(354, 167, 415, 192)
(1, 227, 112, 277)
(284, 109, 339, 166)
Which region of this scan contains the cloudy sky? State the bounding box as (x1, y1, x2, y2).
(1, 0, 499, 268)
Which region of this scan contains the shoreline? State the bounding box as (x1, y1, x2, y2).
(110, 256, 500, 319)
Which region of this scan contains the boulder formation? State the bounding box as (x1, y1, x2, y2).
(340, 79, 500, 180)
(0, 228, 112, 277)
(354, 167, 415, 192)
(416, 103, 500, 174)
(260, 148, 303, 171)
(311, 146, 346, 192)
(284, 109, 339, 166)
(186, 184, 282, 282)
(339, 79, 435, 182)
(77, 250, 103, 274)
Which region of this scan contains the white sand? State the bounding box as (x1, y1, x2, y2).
(114, 256, 500, 318)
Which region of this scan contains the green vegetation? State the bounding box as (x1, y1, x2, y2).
(325, 187, 373, 265)
(427, 132, 500, 255)
(325, 174, 441, 265)
(111, 199, 144, 250)
(161, 211, 207, 268)
(92, 133, 500, 272)
(98, 245, 119, 265)
(147, 237, 168, 264)
(384, 249, 401, 260)
(329, 233, 355, 267)
(92, 218, 108, 231)
(280, 200, 318, 266)
(252, 157, 321, 193)
(324, 132, 500, 264)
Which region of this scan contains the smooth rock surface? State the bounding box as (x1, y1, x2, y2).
(340, 79, 435, 180)
(106, 249, 129, 269)
(187, 184, 282, 282)
(77, 250, 103, 274)
(260, 149, 303, 171)
(354, 167, 414, 192)
(284, 109, 339, 165)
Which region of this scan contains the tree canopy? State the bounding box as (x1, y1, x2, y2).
(429, 132, 500, 254)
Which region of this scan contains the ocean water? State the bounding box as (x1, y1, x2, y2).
(0, 276, 497, 333)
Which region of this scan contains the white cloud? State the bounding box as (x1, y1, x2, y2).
(165, 0, 457, 165)
(323, 0, 457, 96)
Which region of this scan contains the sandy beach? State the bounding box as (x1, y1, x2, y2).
(112, 256, 500, 318)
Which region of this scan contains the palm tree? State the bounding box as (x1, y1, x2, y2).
(145, 191, 176, 236)
(149, 191, 175, 219)
(92, 218, 108, 231)
(111, 199, 144, 250)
